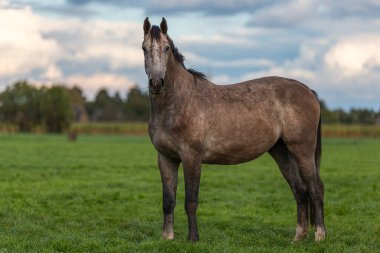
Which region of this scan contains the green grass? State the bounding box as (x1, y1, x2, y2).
(71, 122, 148, 135)
(0, 134, 379, 252)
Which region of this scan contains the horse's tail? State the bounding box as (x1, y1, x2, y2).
(308, 90, 322, 227)
(315, 110, 322, 173)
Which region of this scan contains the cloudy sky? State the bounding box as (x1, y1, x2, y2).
(1, 0, 379, 109)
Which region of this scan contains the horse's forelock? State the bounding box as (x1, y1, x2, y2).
(150, 25, 161, 42)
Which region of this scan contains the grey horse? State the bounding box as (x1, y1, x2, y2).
(142, 17, 325, 242)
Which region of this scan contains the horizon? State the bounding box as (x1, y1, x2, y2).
(1, 0, 379, 110)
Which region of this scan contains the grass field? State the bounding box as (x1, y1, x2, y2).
(0, 134, 379, 252)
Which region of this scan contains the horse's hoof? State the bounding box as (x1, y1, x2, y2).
(162, 231, 174, 240)
(292, 225, 308, 242)
(188, 234, 199, 242)
(292, 233, 308, 242)
(314, 226, 326, 242)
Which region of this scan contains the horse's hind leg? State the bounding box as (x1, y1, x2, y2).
(285, 141, 326, 242)
(269, 139, 309, 241)
(158, 153, 180, 240)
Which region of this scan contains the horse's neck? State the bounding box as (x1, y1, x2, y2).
(150, 58, 195, 115)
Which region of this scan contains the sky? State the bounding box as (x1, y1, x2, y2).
(0, 0, 380, 109)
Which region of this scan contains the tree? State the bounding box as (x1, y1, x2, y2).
(350, 108, 376, 125)
(124, 86, 150, 121)
(89, 89, 124, 121)
(41, 86, 73, 133)
(0, 81, 42, 131)
(319, 100, 338, 124)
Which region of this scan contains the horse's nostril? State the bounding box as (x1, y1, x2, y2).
(149, 78, 164, 88)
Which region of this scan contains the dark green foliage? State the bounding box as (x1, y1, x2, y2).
(0, 134, 379, 252)
(124, 86, 150, 121)
(320, 99, 380, 125)
(85, 86, 150, 122)
(320, 100, 339, 124)
(40, 86, 73, 133)
(88, 89, 124, 121)
(0, 81, 42, 131)
(0, 81, 73, 132)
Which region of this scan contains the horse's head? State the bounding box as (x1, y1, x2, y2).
(142, 17, 171, 95)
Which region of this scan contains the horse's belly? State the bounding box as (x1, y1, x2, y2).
(202, 135, 276, 165)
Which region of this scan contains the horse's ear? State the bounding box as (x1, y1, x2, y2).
(144, 17, 151, 35)
(160, 17, 168, 35)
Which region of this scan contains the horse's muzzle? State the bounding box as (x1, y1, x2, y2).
(149, 78, 164, 94)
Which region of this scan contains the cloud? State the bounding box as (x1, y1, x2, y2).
(327, 0, 380, 19)
(147, 0, 273, 15)
(324, 35, 380, 78)
(247, 0, 380, 28)
(184, 51, 273, 69)
(66, 0, 144, 7)
(62, 0, 380, 21)
(248, 0, 319, 28)
(177, 34, 253, 46)
(0, 2, 143, 97)
(62, 0, 275, 16)
(239, 34, 380, 109)
(0, 5, 63, 78)
(4, 0, 380, 109)
(64, 73, 134, 98)
(0, 0, 8, 7)
(45, 19, 143, 69)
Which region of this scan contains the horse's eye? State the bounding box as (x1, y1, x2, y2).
(164, 46, 170, 53)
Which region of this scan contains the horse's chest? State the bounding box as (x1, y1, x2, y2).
(149, 126, 178, 158)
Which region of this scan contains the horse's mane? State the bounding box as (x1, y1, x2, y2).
(150, 25, 206, 80)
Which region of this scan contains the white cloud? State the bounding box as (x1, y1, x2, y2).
(2, 0, 380, 109)
(0, 2, 143, 95)
(0, 5, 62, 77)
(64, 73, 135, 99)
(238, 33, 380, 108)
(42, 19, 143, 69)
(43, 65, 62, 81)
(0, 0, 8, 7)
(324, 35, 380, 78)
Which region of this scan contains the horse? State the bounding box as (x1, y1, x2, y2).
(142, 17, 326, 242)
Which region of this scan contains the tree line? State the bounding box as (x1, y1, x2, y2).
(0, 81, 149, 132)
(320, 100, 380, 125)
(0, 81, 379, 133)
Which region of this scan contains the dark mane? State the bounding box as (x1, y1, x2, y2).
(163, 31, 206, 80)
(188, 69, 207, 79)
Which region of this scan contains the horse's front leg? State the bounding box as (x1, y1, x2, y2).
(158, 153, 180, 240)
(182, 154, 202, 242)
